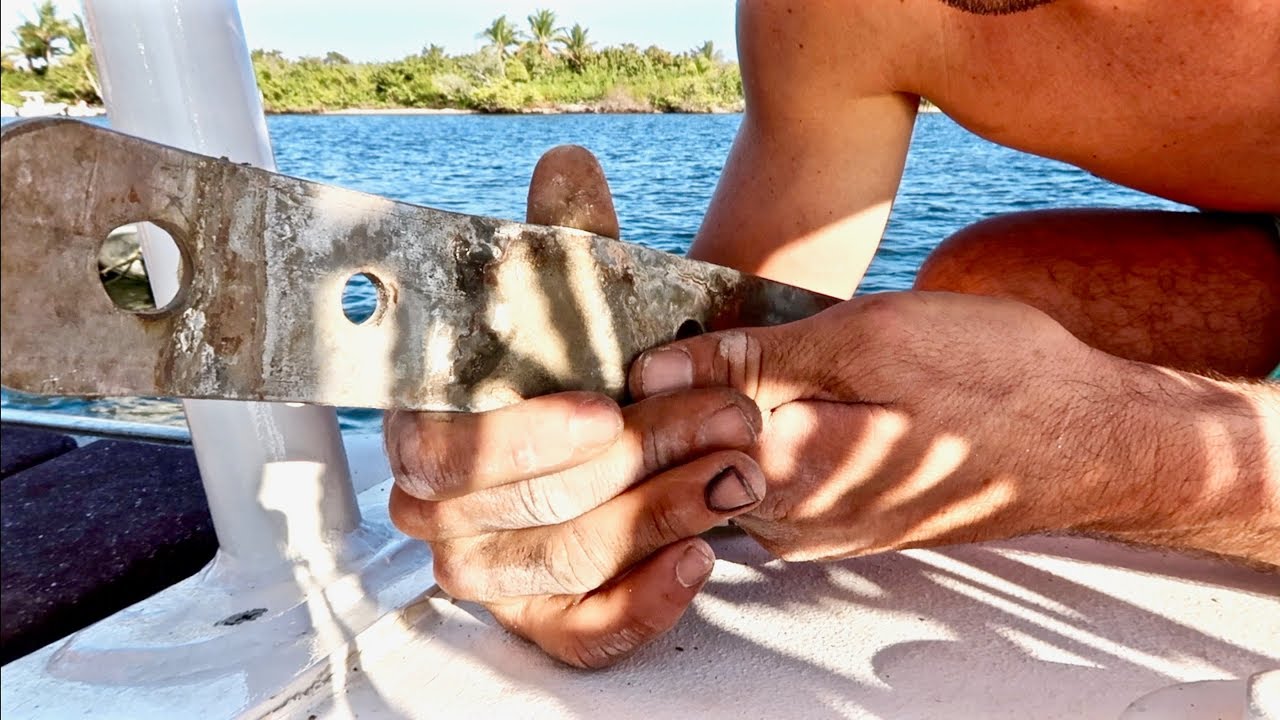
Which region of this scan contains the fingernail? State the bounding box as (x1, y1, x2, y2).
(569, 396, 622, 449)
(675, 542, 715, 588)
(697, 404, 755, 447)
(705, 466, 763, 512)
(640, 348, 693, 396)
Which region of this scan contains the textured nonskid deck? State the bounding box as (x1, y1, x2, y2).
(1, 450, 1276, 719)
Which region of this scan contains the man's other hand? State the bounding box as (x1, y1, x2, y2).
(630, 291, 1131, 560)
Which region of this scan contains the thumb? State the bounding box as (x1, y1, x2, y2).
(628, 322, 824, 412)
(526, 144, 620, 239)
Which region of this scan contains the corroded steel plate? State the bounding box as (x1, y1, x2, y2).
(0, 119, 837, 412)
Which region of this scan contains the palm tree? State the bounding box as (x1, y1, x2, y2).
(556, 23, 593, 72)
(694, 40, 722, 63)
(524, 9, 561, 59)
(690, 40, 723, 74)
(479, 15, 521, 59)
(11, 1, 72, 74)
(64, 14, 101, 100)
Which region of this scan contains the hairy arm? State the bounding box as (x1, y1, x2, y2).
(688, 0, 919, 298)
(1082, 361, 1280, 567)
(628, 291, 1278, 568)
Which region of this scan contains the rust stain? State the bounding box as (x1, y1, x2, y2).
(0, 119, 839, 412)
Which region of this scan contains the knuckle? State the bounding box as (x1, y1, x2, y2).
(431, 543, 484, 601)
(714, 331, 765, 399)
(853, 293, 912, 337)
(506, 432, 542, 476)
(544, 523, 611, 595)
(398, 466, 453, 501)
(636, 389, 736, 473)
(753, 491, 793, 526)
(514, 475, 579, 527)
(640, 422, 667, 473)
(644, 492, 694, 547)
(390, 495, 452, 541)
(388, 489, 425, 536)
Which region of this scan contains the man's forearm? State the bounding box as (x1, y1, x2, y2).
(1081, 357, 1279, 567)
(685, 94, 918, 299)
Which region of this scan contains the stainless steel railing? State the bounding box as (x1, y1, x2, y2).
(0, 408, 191, 445)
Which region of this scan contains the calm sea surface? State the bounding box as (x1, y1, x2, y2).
(0, 112, 1184, 434)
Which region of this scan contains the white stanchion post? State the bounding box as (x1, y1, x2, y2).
(82, 0, 361, 573)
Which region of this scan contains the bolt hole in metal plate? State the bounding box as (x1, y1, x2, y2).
(93, 218, 192, 317)
(2, 119, 840, 412)
(97, 222, 163, 313)
(676, 318, 705, 339)
(341, 272, 385, 325)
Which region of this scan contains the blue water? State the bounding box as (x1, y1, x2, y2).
(0, 112, 1184, 434)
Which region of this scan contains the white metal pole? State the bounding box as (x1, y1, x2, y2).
(83, 0, 361, 572)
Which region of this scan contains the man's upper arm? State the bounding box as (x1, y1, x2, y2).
(689, 0, 921, 298)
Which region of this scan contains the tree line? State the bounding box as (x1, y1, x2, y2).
(2, 4, 743, 114)
(1, 1, 101, 106)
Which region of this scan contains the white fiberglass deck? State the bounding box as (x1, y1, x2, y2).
(277, 523, 1280, 719)
(2, 441, 1276, 720)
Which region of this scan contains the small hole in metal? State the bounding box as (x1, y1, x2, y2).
(342, 272, 384, 325)
(676, 318, 704, 339)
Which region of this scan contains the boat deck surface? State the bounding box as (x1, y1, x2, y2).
(1, 425, 1277, 719)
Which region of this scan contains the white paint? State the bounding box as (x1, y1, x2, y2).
(1117, 670, 1280, 720)
(174, 306, 220, 394)
(84, 0, 359, 571)
(2, 453, 432, 717)
(63, 2, 426, 697)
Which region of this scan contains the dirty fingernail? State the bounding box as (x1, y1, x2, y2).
(705, 466, 763, 513)
(569, 396, 622, 449)
(697, 404, 755, 448)
(675, 542, 715, 588)
(640, 348, 693, 396)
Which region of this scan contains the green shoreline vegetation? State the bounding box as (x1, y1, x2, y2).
(2, 3, 744, 114)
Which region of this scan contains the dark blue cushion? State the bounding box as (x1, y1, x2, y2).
(1, 440, 215, 665)
(0, 427, 77, 479)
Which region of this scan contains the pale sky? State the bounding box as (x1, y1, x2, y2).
(0, 1, 738, 62)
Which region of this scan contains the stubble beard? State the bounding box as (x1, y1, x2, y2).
(938, 0, 1057, 15)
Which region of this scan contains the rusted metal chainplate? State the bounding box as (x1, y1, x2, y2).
(0, 119, 838, 412)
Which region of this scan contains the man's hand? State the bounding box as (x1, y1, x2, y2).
(386, 388, 766, 667)
(631, 291, 1280, 564)
(386, 146, 767, 668)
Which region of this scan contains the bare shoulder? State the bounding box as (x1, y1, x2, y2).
(739, 0, 1280, 211)
(735, 0, 932, 114)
